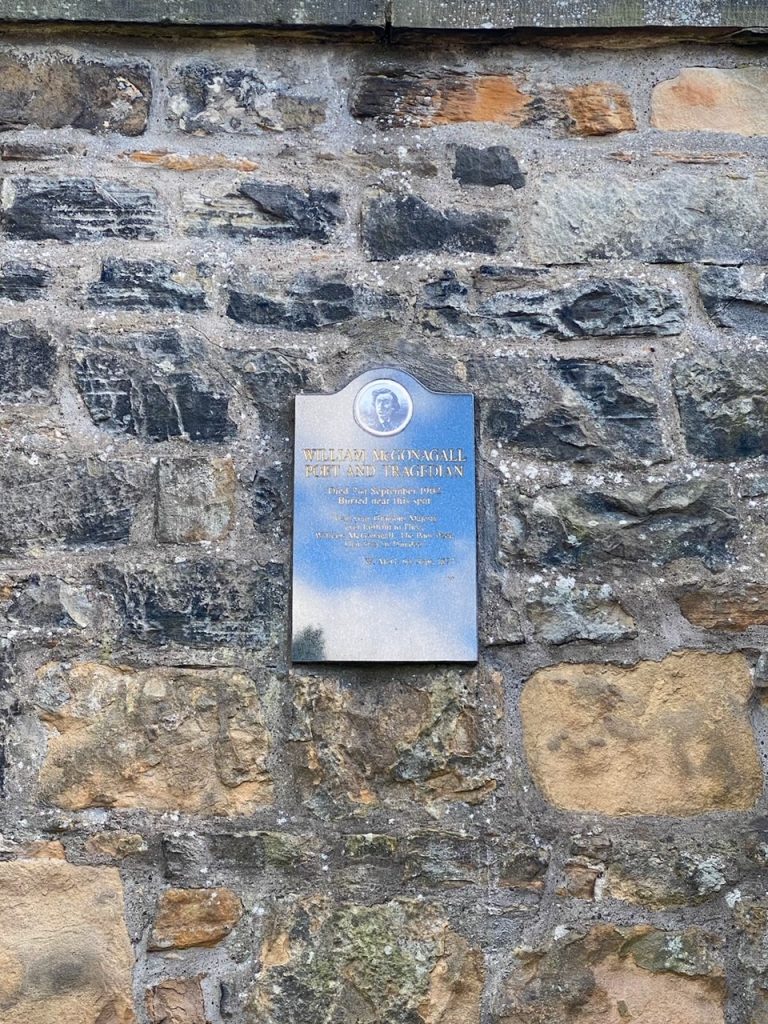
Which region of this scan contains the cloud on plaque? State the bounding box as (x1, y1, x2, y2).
(292, 561, 476, 662)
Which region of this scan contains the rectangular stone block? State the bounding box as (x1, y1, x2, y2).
(652, 68, 768, 136)
(100, 560, 282, 649)
(36, 662, 273, 814)
(87, 258, 208, 312)
(521, 651, 760, 815)
(0, 261, 50, 301)
(391, 0, 768, 27)
(351, 72, 537, 128)
(169, 62, 327, 134)
(0, 860, 135, 1024)
(525, 170, 768, 264)
(183, 179, 342, 240)
(363, 194, 510, 259)
(0, 454, 146, 554)
(0, 52, 151, 135)
(0, 319, 56, 401)
(2, 176, 163, 241)
(0, 0, 386, 24)
(156, 457, 236, 544)
(73, 329, 235, 443)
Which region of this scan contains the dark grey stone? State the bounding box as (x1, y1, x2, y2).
(185, 180, 342, 241)
(526, 171, 768, 264)
(362, 194, 509, 260)
(0, 53, 150, 136)
(99, 560, 284, 648)
(3, 576, 81, 632)
(0, 320, 56, 400)
(169, 62, 326, 134)
(0, 262, 50, 301)
(391, 0, 768, 27)
(452, 146, 526, 188)
(87, 258, 208, 312)
(506, 478, 737, 570)
(73, 329, 235, 442)
(557, 279, 684, 337)
(239, 350, 313, 438)
(674, 351, 768, 460)
(252, 465, 288, 529)
(2, 177, 163, 241)
(227, 273, 402, 330)
(699, 265, 768, 335)
(0, 0, 386, 25)
(422, 274, 683, 339)
(484, 359, 665, 464)
(0, 455, 145, 554)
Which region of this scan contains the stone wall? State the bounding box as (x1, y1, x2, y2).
(1, 21, 768, 1024)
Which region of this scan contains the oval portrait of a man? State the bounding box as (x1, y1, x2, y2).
(353, 378, 413, 437)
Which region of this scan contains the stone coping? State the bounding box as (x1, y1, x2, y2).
(0, 0, 765, 28)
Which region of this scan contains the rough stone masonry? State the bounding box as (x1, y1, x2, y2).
(3, 11, 768, 1024)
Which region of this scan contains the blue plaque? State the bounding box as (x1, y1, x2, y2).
(291, 369, 477, 663)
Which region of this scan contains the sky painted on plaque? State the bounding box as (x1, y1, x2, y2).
(292, 369, 477, 662)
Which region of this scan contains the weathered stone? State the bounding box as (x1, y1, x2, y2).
(100, 560, 282, 649)
(674, 350, 768, 459)
(169, 62, 326, 134)
(290, 668, 500, 811)
(557, 278, 683, 336)
(699, 265, 768, 334)
(235, 348, 313, 442)
(526, 170, 768, 264)
(227, 272, 402, 331)
(526, 579, 636, 644)
(564, 82, 636, 135)
(363, 194, 509, 260)
(557, 859, 603, 898)
(149, 888, 242, 950)
(506, 478, 737, 570)
(521, 652, 760, 815)
(1, 574, 93, 632)
(481, 576, 525, 647)
(246, 897, 483, 1024)
(422, 274, 683, 340)
(452, 145, 526, 188)
(2, 177, 163, 241)
(73, 330, 235, 442)
(351, 71, 536, 127)
(127, 149, 260, 172)
(0, 261, 50, 301)
(85, 830, 147, 859)
(652, 67, 768, 136)
(0, 140, 84, 161)
(485, 359, 665, 464)
(251, 464, 288, 529)
(0, 859, 135, 1024)
(0, 53, 151, 135)
(156, 457, 236, 544)
(497, 925, 724, 1024)
(0, 454, 144, 554)
(401, 833, 490, 888)
(606, 837, 737, 908)
(147, 977, 207, 1024)
(0, 320, 56, 400)
(183, 179, 342, 240)
(37, 662, 273, 814)
(87, 258, 208, 312)
(678, 585, 768, 630)
(18, 839, 66, 859)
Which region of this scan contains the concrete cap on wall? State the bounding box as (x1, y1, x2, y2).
(0, 0, 766, 28)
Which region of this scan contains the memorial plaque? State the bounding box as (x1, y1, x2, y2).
(291, 369, 477, 663)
